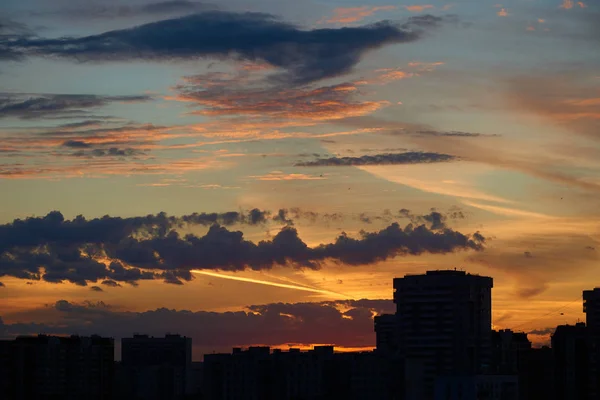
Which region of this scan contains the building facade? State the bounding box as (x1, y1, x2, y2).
(583, 288, 600, 400)
(552, 323, 589, 400)
(0, 335, 114, 400)
(393, 270, 494, 398)
(117, 334, 192, 400)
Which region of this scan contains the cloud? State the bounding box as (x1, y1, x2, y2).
(0, 299, 395, 356)
(7, 11, 446, 85)
(0, 18, 32, 61)
(90, 286, 103, 292)
(0, 210, 485, 285)
(0, 94, 153, 120)
(174, 80, 389, 121)
(505, 76, 600, 141)
(528, 327, 555, 336)
(414, 130, 489, 137)
(497, 8, 509, 17)
(32, 1, 216, 20)
(468, 233, 599, 298)
(71, 147, 145, 158)
(405, 5, 435, 12)
(0, 158, 227, 180)
(295, 152, 457, 167)
(0, 282, 4, 287)
(321, 6, 397, 24)
(560, 0, 574, 9)
(250, 171, 327, 181)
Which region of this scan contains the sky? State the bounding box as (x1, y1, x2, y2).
(0, 0, 598, 358)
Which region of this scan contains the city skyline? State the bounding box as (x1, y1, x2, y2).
(3, 270, 599, 399)
(1, 0, 599, 357)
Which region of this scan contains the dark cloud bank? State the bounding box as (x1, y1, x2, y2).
(295, 152, 457, 167)
(31, 1, 216, 20)
(0, 299, 395, 356)
(0, 94, 153, 120)
(0, 210, 485, 286)
(4, 11, 449, 84)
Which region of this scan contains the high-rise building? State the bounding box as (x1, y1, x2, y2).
(584, 288, 600, 400)
(374, 313, 398, 354)
(117, 334, 192, 400)
(0, 335, 114, 400)
(393, 270, 493, 398)
(552, 323, 589, 400)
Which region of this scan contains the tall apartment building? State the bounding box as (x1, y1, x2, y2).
(0, 335, 114, 400)
(552, 323, 589, 400)
(117, 334, 192, 400)
(393, 270, 493, 398)
(584, 288, 600, 400)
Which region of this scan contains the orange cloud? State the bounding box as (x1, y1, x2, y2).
(404, 5, 435, 12)
(560, 0, 574, 9)
(175, 80, 389, 121)
(497, 8, 509, 16)
(578, 1, 587, 8)
(0, 158, 229, 180)
(250, 171, 327, 181)
(321, 6, 396, 24)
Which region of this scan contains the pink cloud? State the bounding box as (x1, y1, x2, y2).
(560, 0, 574, 9)
(404, 5, 435, 12)
(321, 6, 396, 24)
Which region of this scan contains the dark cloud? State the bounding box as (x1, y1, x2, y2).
(295, 152, 457, 167)
(516, 286, 548, 299)
(0, 94, 153, 120)
(101, 279, 121, 287)
(90, 286, 103, 292)
(7, 12, 446, 84)
(58, 120, 110, 129)
(0, 210, 485, 285)
(0, 282, 4, 287)
(528, 327, 555, 336)
(0, 299, 394, 357)
(73, 147, 146, 158)
(415, 130, 492, 137)
(31, 1, 216, 20)
(0, 18, 31, 61)
(62, 140, 92, 149)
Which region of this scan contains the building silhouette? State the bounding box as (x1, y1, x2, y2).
(583, 288, 600, 400)
(392, 270, 494, 398)
(2, 272, 598, 400)
(0, 335, 113, 400)
(116, 334, 192, 400)
(203, 345, 395, 400)
(552, 323, 589, 400)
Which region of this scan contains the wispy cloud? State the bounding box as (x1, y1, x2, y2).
(295, 152, 457, 167)
(320, 6, 397, 24)
(404, 5, 435, 12)
(250, 171, 327, 181)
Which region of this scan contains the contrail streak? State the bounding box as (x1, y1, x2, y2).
(191, 270, 350, 298)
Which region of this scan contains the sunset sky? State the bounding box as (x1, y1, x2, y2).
(1, 0, 598, 358)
